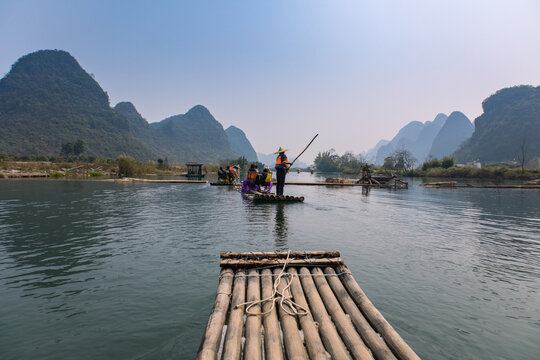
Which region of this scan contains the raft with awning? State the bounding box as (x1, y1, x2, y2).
(197, 251, 420, 360)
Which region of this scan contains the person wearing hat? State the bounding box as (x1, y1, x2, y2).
(274, 147, 291, 195)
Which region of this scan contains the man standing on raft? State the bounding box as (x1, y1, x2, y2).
(275, 147, 291, 196)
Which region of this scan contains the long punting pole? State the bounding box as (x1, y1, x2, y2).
(290, 134, 319, 167)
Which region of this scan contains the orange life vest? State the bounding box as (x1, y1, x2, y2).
(275, 154, 289, 169)
(247, 169, 258, 181)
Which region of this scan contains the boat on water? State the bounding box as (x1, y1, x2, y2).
(181, 162, 205, 180)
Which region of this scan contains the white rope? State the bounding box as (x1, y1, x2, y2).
(234, 250, 310, 317)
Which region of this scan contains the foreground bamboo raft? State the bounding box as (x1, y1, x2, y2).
(244, 192, 305, 202)
(197, 251, 420, 360)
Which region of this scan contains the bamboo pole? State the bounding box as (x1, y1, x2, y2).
(299, 267, 353, 360)
(196, 268, 235, 360)
(221, 251, 341, 259)
(336, 265, 421, 360)
(324, 267, 397, 360)
(222, 269, 247, 360)
(244, 269, 262, 360)
(288, 268, 331, 360)
(261, 268, 284, 360)
(220, 258, 344, 268)
(272, 268, 308, 360)
(311, 267, 374, 360)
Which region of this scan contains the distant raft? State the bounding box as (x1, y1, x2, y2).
(210, 182, 236, 186)
(197, 251, 421, 360)
(243, 192, 305, 202)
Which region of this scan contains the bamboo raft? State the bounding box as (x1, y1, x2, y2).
(419, 181, 457, 188)
(112, 177, 208, 183)
(243, 192, 305, 203)
(197, 251, 420, 360)
(285, 181, 408, 189)
(210, 182, 236, 186)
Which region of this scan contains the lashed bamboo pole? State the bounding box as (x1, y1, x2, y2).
(324, 267, 397, 360)
(261, 269, 284, 360)
(272, 268, 308, 360)
(311, 267, 374, 360)
(196, 268, 234, 360)
(336, 265, 421, 360)
(244, 269, 262, 360)
(221, 251, 340, 259)
(220, 258, 344, 268)
(288, 268, 330, 360)
(299, 267, 353, 360)
(222, 269, 246, 360)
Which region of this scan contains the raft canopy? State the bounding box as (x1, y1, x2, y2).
(197, 250, 421, 360)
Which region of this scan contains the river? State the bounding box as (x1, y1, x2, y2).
(0, 174, 539, 359)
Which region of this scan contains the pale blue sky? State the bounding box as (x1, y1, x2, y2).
(1, 0, 540, 162)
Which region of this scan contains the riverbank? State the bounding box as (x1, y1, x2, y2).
(0, 159, 193, 179)
(373, 166, 540, 180)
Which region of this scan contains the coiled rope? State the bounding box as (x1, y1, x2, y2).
(234, 250, 310, 317)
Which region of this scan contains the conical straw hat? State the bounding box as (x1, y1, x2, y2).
(275, 147, 288, 154)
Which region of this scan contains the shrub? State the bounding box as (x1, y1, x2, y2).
(117, 155, 137, 177)
(441, 157, 454, 169)
(50, 172, 64, 178)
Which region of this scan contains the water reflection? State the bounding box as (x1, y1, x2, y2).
(273, 203, 288, 248)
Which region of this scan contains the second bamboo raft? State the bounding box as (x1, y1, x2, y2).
(197, 251, 420, 360)
(243, 192, 305, 202)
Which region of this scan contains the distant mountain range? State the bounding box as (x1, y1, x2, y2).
(369, 112, 474, 165)
(368, 83, 540, 166)
(0, 50, 258, 163)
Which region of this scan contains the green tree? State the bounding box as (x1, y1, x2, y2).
(314, 150, 340, 172)
(422, 158, 441, 171)
(73, 139, 85, 156)
(383, 156, 395, 170)
(391, 149, 416, 171)
(61, 142, 73, 156)
(441, 156, 454, 169)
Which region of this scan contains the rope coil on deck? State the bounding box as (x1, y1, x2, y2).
(234, 250, 310, 317)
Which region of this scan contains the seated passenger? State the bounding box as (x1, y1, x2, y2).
(258, 167, 273, 193)
(227, 165, 240, 183)
(217, 167, 227, 181)
(246, 164, 258, 185)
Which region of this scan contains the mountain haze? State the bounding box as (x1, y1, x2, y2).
(225, 126, 258, 162)
(429, 111, 474, 159)
(375, 114, 448, 165)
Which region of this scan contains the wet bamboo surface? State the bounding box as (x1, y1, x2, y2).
(197, 251, 421, 360)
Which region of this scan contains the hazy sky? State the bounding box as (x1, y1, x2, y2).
(1, 0, 540, 162)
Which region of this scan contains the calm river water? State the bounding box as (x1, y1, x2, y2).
(0, 174, 539, 359)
